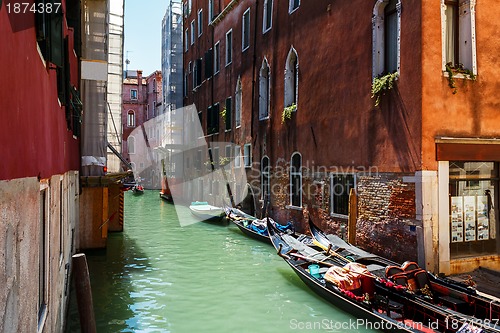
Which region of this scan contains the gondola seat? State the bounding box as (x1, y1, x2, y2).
(375, 294, 405, 320)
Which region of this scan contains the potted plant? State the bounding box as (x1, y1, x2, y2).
(282, 103, 296, 124)
(371, 72, 398, 107)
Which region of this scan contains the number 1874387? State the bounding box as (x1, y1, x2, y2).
(6, 2, 61, 14)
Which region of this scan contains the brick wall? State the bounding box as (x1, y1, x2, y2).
(356, 174, 417, 264)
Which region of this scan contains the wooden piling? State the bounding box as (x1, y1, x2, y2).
(72, 253, 97, 333)
(348, 188, 358, 245)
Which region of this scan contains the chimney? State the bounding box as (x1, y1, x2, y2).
(137, 70, 143, 102)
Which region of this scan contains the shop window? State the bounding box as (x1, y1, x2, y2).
(449, 162, 499, 259)
(330, 174, 355, 216)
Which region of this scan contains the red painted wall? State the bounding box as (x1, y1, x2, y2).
(0, 1, 80, 181)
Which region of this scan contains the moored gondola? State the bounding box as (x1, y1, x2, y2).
(267, 219, 438, 333)
(224, 207, 295, 243)
(308, 219, 500, 332)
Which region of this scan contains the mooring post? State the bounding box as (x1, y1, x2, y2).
(72, 253, 97, 333)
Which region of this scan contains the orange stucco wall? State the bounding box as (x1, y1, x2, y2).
(421, 0, 500, 170)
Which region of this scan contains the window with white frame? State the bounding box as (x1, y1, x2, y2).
(261, 156, 270, 201)
(259, 59, 270, 120)
(234, 146, 242, 168)
(225, 97, 232, 131)
(128, 136, 135, 154)
(185, 29, 189, 51)
(442, 0, 476, 74)
(214, 41, 220, 74)
(130, 89, 138, 100)
(190, 20, 195, 45)
(127, 110, 135, 127)
(263, 0, 273, 33)
(372, 0, 401, 77)
(226, 29, 233, 65)
(197, 9, 203, 37)
(243, 143, 252, 168)
(330, 173, 355, 216)
(225, 144, 232, 159)
(184, 71, 188, 97)
(235, 77, 242, 127)
(290, 152, 302, 207)
(289, 0, 299, 13)
(242, 8, 250, 51)
(209, 0, 215, 22)
(38, 188, 48, 325)
(284, 47, 298, 108)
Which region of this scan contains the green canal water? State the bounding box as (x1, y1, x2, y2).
(66, 190, 378, 332)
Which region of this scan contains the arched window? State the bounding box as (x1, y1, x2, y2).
(259, 59, 270, 120)
(128, 136, 136, 155)
(290, 152, 302, 207)
(261, 156, 270, 201)
(235, 76, 242, 127)
(127, 110, 135, 127)
(284, 47, 298, 108)
(372, 0, 401, 77)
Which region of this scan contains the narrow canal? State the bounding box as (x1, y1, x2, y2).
(67, 190, 378, 332)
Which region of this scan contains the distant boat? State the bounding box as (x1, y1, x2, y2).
(189, 201, 224, 221)
(159, 191, 173, 203)
(131, 184, 144, 195)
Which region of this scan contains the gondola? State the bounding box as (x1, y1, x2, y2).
(267, 219, 438, 332)
(308, 219, 500, 332)
(159, 191, 173, 203)
(131, 184, 144, 195)
(224, 207, 306, 246)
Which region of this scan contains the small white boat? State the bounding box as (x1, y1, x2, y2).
(189, 202, 225, 221)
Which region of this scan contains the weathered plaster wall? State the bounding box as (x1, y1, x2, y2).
(0, 172, 78, 332)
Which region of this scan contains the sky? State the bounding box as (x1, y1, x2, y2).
(123, 0, 168, 76)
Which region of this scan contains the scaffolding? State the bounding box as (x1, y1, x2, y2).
(80, 0, 108, 177)
(161, 0, 183, 115)
(106, 0, 125, 173)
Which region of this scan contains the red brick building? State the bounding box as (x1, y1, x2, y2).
(182, 0, 500, 275)
(122, 70, 162, 186)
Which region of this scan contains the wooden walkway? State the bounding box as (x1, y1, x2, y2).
(450, 267, 500, 298)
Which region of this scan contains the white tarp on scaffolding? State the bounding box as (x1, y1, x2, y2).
(80, 0, 110, 176)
